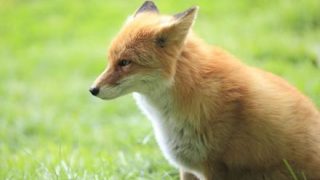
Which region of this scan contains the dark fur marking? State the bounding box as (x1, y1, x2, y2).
(155, 37, 166, 48)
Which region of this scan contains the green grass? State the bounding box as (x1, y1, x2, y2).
(0, 0, 319, 179)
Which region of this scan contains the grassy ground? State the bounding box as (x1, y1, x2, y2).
(0, 0, 319, 179)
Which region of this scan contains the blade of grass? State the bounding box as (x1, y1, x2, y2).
(283, 159, 298, 180)
(301, 171, 307, 180)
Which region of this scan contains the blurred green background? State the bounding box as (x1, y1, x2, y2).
(0, 0, 319, 179)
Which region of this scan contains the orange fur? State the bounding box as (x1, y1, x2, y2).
(90, 2, 320, 179)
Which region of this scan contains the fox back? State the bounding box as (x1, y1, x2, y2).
(90, 1, 320, 179)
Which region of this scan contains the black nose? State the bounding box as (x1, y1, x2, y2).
(89, 87, 100, 96)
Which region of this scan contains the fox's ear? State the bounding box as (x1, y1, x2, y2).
(156, 6, 198, 48)
(134, 1, 159, 17)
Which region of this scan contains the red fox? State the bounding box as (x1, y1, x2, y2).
(90, 1, 320, 179)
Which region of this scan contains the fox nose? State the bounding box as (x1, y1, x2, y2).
(89, 87, 100, 96)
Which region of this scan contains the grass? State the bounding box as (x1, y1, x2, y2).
(0, 0, 319, 179)
(283, 159, 308, 180)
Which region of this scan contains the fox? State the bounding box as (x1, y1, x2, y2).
(89, 1, 320, 180)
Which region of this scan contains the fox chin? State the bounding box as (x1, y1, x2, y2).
(90, 1, 320, 180)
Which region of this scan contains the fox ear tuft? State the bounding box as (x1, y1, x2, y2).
(158, 6, 198, 47)
(134, 1, 159, 17)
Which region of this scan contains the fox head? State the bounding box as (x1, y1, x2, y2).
(90, 1, 198, 99)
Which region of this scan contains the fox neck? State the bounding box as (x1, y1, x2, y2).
(137, 35, 212, 120)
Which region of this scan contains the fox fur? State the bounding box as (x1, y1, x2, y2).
(90, 1, 320, 179)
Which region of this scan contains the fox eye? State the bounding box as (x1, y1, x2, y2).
(118, 59, 131, 67)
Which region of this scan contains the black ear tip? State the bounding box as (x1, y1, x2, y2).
(142, 1, 156, 7)
(144, 1, 154, 3)
(173, 6, 199, 19)
(135, 0, 159, 17)
(191, 6, 199, 12)
(185, 6, 199, 15)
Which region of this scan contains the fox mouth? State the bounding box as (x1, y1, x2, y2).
(96, 80, 131, 100)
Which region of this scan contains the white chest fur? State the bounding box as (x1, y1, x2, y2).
(133, 93, 207, 173)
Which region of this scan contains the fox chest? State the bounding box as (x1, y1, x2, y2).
(133, 93, 207, 170)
